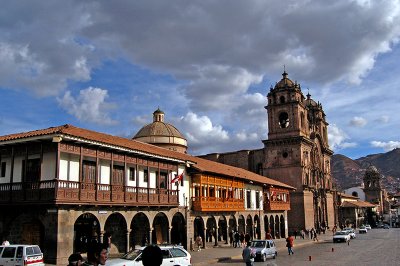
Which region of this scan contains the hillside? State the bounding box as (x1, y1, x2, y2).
(332, 148, 400, 193)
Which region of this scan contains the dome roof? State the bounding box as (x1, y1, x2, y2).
(133, 108, 187, 153)
(274, 71, 295, 89)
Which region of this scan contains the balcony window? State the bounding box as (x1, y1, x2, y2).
(129, 167, 136, 181)
(246, 190, 251, 209)
(0, 162, 5, 177)
(22, 158, 40, 182)
(82, 160, 96, 183)
(112, 165, 124, 185)
(143, 169, 148, 183)
(255, 191, 260, 209)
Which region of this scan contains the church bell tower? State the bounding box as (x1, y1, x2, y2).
(263, 71, 335, 232)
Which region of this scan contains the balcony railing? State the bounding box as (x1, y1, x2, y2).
(264, 200, 291, 211)
(0, 180, 179, 206)
(192, 196, 245, 212)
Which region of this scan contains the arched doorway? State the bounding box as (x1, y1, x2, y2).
(269, 216, 275, 239)
(274, 215, 280, 239)
(218, 216, 227, 243)
(264, 215, 269, 239)
(193, 216, 205, 247)
(74, 213, 100, 253)
(206, 216, 217, 244)
(104, 213, 127, 254)
(254, 215, 261, 240)
(246, 215, 253, 240)
(171, 213, 186, 247)
(131, 213, 150, 248)
(238, 215, 245, 234)
(280, 215, 285, 238)
(152, 212, 169, 244)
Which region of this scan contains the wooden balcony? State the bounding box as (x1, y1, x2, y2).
(0, 180, 179, 207)
(192, 196, 244, 212)
(264, 200, 291, 211)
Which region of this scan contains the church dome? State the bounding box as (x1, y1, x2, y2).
(274, 71, 295, 90)
(133, 108, 188, 153)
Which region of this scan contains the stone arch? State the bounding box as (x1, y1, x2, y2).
(131, 212, 150, 248)
(74, 213, 100, 253)
(152, 212, 169, 244)
(194, 216, 205, 247)
(269, 216, 275, 239)
(7, 214, 45, 248)
(218, 215, 228, 243)
(254, 215, 261, 239)
(238, 215, 245, 234)
(264, 215, 269, 239)
(280, 215, 285, 238)
(104, 213, 127, 254)
(275, 215, 280, 239)
(246, 215, 253, 239)
(171, 212, 186, 246)
(206, 216, 217, 243)
(228, 215, 237, 232)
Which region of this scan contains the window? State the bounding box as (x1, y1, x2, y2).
(160, 172, 167, 189)
(82, 160, 96, 183)
(246, 190, 251, 209)
(170, 248, 186, 257)
(278, 112, 289, 128)
(1, 247, 16, 258)
(143, 169, 148, 183)
(112, 165, 124, 185)
(16, 246, 23, 258)
(129, 167, 136, 181)
(255, 191, 260, 209)
(22, 158, 41, 182)
(0, 162, 5, 177)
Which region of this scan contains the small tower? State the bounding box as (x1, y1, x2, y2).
(363, 165, 384, 213)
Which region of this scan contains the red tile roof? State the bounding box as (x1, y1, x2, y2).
(0, 124, 294, 189)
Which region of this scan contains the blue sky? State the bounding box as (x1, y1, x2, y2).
(1, 0, 400, 159)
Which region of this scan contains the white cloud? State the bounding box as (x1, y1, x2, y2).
(370, 140, 400, 151)
(375, 115, 389, 123)
(328, 124, 356, 150)
(349, 116, 368, 127)
(57, 87, 117, 125)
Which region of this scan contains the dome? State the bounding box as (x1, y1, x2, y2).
(274, 71, 295, 90)
(133, 108, 188, 153)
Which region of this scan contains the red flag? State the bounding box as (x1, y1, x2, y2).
(171, 172, 183, 184)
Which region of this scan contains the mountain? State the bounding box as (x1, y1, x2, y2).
(332, 148, 400, 193)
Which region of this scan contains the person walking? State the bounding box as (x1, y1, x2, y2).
(242, 241, 255, 266)
(240, 232, 245, 247)
(286, 235, 294, 255)
(234, 231, 240, 248)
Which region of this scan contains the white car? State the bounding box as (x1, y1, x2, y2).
(106, 245, 191, 266)
(343, 228, 356, 239)
(365, 224, 372, 230)
(250, 240, 277, 261)
(333, 231, 350, 243)
(359, 226, 367, 234)
(0, 244, 45, 266)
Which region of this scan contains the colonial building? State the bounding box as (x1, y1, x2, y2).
(337, 192, 375, 228)
(0, 124, 293, 264)
(201, 71, 337, 232)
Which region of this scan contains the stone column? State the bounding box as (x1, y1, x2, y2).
(126, 229, 131, 252)
(203, 228, 207, 249)
(214, 227, 218, 246)
(100, 231, 105, 243)
(149, 228, 153, 244)
(169, 226, 172, 244)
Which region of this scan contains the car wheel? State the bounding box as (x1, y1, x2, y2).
(262, 253, 267, 262)
(273, 252, 277, 259)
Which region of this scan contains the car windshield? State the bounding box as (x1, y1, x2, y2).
(121, 249, 142, 260)
(251, 241, 265, 248)
(360, 226, 366, 229)
(335, 231, 347, 235)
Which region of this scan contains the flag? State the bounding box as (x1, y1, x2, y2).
(171, 172, 183, 184)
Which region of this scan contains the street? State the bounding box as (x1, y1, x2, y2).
(192, 228, 400, 266)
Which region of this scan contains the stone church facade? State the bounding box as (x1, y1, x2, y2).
(201, 71, 337, 232)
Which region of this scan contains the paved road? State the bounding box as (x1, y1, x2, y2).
(191, 228, 400, 266)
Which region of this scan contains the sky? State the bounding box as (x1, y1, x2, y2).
(0, 0, 400, 159)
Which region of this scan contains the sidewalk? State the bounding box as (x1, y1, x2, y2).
(191, 233, 333, 265)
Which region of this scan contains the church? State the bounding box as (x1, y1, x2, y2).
(201, 71, 337, 232)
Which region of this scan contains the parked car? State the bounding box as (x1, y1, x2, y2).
(365, 224, 372, 230)
(343, 228, 356, 239)
(359, 226, 368, 234)
(250, 240, 277, 261)
(106, 245, 191, 266)
(333, 231, 350, 243)
(0, 244, 44, 266)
